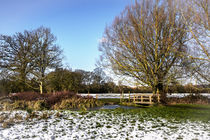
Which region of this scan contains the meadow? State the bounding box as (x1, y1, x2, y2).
(0, 102, 210, 140)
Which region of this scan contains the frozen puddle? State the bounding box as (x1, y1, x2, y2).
(0, 110, 210, 140)
(93, 105, 138, 110)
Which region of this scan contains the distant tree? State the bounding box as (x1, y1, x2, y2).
(75, 70, 92, 93)
(99, 0, 189, 102)
(46, 68, 72, 92)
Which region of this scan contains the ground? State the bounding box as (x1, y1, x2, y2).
(0, 104, 210, 140)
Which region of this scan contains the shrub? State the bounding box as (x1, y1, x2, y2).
(26, 108, 33, 114)
(168, 94, 210, 104)
(7, 91, 103, 110)
(46, 91, 78, 106)
(33, 100, 47, 110)
(12, 100, 28, 110)
(26, 111, 39, 120)
(2, 121, 10, 128)
(39, 112, 50, 120)
(55, 99, 75, 110)
(53, 97, 101, 110)
(9, 92, 44, 101)
(0, 115, 7, 123)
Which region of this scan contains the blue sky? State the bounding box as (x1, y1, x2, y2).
(0, 0, 134, 71)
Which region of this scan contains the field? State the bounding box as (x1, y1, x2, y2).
(0, 104, 210, 140)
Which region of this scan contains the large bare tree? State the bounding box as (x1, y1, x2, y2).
(0, 31, 34, 91)
(99, 0, 189, 101)
(0, 27, 62, 94)
(30, 27, 63, 94)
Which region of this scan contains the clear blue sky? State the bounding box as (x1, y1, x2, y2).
(0, 0, 134, 71)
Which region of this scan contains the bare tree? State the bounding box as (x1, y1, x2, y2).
(0, 31, 34, 91)
(30, 27, 63, 94)
(0, 27, 63, 94)
(99, 0, 189, 102)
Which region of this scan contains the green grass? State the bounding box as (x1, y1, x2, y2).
(98, 98, 121, 105)
(96, 104, 210, 122)
(95, 99, 210, 122)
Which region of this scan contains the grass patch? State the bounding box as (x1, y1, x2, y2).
(98, 104, 210, 122)
(98, 98, 120, 105)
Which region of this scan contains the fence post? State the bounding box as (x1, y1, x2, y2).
(128, 91, 130, 102)
(122, 91, 124, 102)
(141, 95, 143, 103)
(149, 95, 152, 104)
(120, 92, 122, 103)
(157, 94, 160, 103)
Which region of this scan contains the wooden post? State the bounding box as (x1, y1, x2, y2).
(157, 94, 160, 103)
(149, 95, 152, 104)
(120, 93, 122, 103)
(96, 94, 98, 100)
(122, 91, 124, 102)
(141, 95, 143, 103)
(128, 91, 130, 102)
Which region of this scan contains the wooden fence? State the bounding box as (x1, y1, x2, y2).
(121, 93, 160, 105)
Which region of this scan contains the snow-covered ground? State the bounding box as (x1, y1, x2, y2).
(0, 110, 210, 140)
(79, 93, 210, 99)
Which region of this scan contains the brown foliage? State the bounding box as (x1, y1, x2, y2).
(9, 92, 44, 101)
(46, 91, 79, 106)
(5, 91, 101, 110)
(168, 94, 210, 105)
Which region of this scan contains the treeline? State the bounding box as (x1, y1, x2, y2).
(0, 66, 150, 95)
(0, 67, 209, 96)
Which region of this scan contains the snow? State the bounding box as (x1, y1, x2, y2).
(79, 93, 210, 99)
(0, 110, 210, 140)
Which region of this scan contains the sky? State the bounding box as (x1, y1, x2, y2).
(0, 0, 134, 71)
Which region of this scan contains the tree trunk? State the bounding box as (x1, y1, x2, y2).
(157, 82, 167, 104)
(152, 82, 167, 104)
(40, 81, 43, 94)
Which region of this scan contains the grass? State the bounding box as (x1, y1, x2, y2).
(98, 98, 121, 105)
(0, 106, 209, 139)
(98, 98, 210, 122)
(96, 104, 210, 122)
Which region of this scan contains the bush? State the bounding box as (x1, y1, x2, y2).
(6, 91, 103, 110)
(168, 94, 210, 105)
(33, 100, 47, 110)
(12, 100, 27, 110)
(9, 92, 44, 101)
(46, 91, 78, 106)
(53, 97, 101, 110)
(2, 102, 12, 111)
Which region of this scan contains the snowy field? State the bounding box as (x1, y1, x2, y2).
(79, 93, 210, 99)
(0, 110, 210, 140)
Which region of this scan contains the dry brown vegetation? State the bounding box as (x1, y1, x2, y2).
(1, 91, 103, 111)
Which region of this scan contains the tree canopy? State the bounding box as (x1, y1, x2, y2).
(0, 27, 62, 93)
(99, 0, 191, 101)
